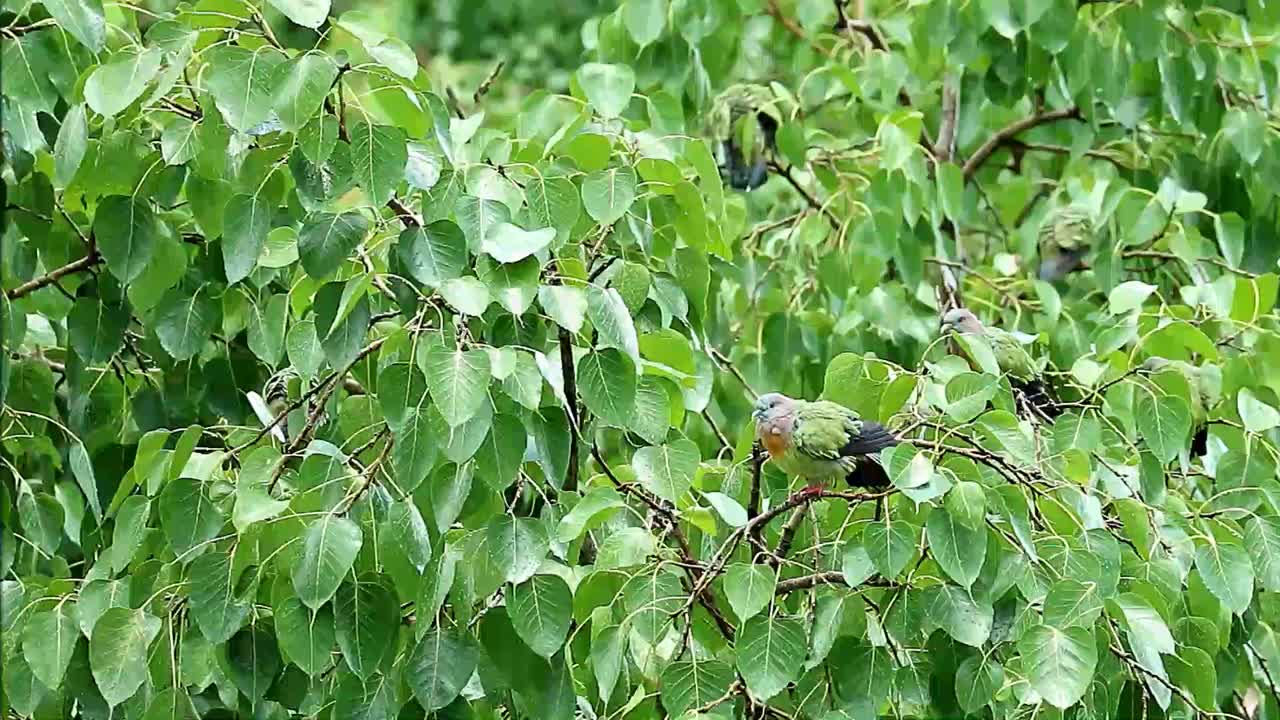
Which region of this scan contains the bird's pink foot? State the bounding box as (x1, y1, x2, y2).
(798, 483, 824, 498)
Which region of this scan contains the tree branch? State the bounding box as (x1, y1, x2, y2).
(934, 72, 960, 163)
(6, 249, 98, 300)
(962, 106, 1082, 180)
(559, 327, 580, 493)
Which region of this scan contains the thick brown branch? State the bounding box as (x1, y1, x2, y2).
(962, 106, 1082, 180)
(6, 250, 98, 300)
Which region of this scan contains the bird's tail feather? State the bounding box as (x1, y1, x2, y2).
(1011, 377, 1063, 421)
(841, 421, 899, 455)
(845, 457, 891, 489)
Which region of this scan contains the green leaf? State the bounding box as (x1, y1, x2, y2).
(246, 293, 288, 366)
(160, 117, 199, 166)
(204, 46, 287, 132)
(539, 285, 588, 334)
(591, 625, 627, 701)
(422, 345, 490, 427)
(576, 349, 637, 428)
(863, 518, 916, 579)
(350, 122, 408, 207)
(44, 0, 107, 52)
(582, 166, 638, 225)
(155, 286, 217, 361)
(624, 0, 667, 45)
(85, 48, 162, 118)
(335, 575, 399, 678)
(1018, 624, 1097, 709)
(1223, 107, 1265, 165)
(22, 602, 78, 690)
(486, 515, 549, 585)
(159, 476, 225, 556)
(1238, 388, 1280, 433)
(480, 222, 555, 263)
(587, 286, 640, 364)
(267, 0, 331, 28)
(405, 630, 477, 711)
(93, 196, 157, 284)
(576, 63, 635, 118)
(187, 549, 250, 643)
(926, 507, 986, 587)
(273, 598, 335, 676)
(660, 658, 735, 717)
(1194, 538, 1254, 614)
(1215, 212, 1245, 268)
(1042, 579, 1103, 629)
(525, 176, 581, 238)
(298, 211, 370, 279)
(1135, 392, 1191, 463)
(272, 51, 338, 131)
(507, 574, 572, 657)
(439, 276, 492, 315)
(398, 220, 468, 287)
(293, 515, 363, 609)
(723, 563, 776, 622)
(555, 487, 625, 542)
(930, 584, 993, 647)
(223, 194, 272, 284)
(233, 449, 289, 531)
(89, 607, 162, 707)
(633, 439, 699, 501)
(68, 296, 126, 363)
(736, 614, 807, 700)
(54, 103, 88, 187)
(955, 654, 1004, 714)
(1247, 516, 1280, 592)
(1107, 280, 1157, 315)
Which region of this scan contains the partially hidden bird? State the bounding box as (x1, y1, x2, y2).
(940, 308, 1061, 420)
(1037, 204, 1094, 281)
(752, 393, 900, 494)
(706, 83, 781, 191)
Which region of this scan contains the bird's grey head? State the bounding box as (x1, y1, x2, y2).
(940, 308, 984, 335)
(752, 392, 794, 422)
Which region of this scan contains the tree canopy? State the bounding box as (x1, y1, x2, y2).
(3, 0, 1280, 718)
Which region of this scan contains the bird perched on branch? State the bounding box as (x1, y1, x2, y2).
(752, 393, 900, 493)
(706, 83, 781, 191)
(246, 367, 325, 444)
(940, 308, 1061, 420)
(1037, 204, 1094, 281)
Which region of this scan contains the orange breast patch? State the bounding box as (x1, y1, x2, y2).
(762, 432, 789, 459)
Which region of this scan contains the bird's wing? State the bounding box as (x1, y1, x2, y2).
(794, 401, 898, 460)
(988, 329, 1036, 379)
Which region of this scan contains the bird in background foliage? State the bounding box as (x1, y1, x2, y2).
(752, 393, 900, 493)
(940, 308, 1062, 421)
(706, 83, 782, 191)
(1142, 356, 1220, 456)
(1037, 203, 1095, 281)
(246, 367, 323, 444)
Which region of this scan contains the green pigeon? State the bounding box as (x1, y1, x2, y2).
(1037, 204, 1094, 281)
(940, 308, 1061, 419)
(752, 393, 900, 493)
(706, 83, 781, 191)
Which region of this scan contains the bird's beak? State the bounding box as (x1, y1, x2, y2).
(751, 408, 763, 422)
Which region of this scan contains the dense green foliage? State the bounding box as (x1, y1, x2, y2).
(4, 0, 1280, 718)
